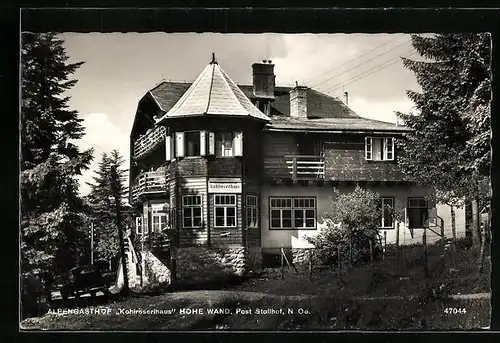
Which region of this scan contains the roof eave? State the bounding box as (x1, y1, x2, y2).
(265, 127, 412, 134)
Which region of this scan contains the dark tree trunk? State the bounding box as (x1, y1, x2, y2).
(471, 198, 481, 249)
(450, 204, 457, 252)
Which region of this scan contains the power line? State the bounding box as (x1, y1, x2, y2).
(310, 38, 413, 89)
(321, 49, 418, 95)
(305, 34, 406, 86)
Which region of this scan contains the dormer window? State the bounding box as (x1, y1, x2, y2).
(365, 137, 395, 161)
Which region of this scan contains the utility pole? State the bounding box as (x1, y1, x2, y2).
(90, 222, 94, 265)
(110, 165, 129, 296)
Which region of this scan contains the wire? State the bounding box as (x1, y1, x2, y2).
(321, 49, 418, 95)
(305, 34, 405, 86)
(309, 37, 412, 89)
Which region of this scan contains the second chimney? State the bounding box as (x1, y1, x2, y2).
(290, 85, 308, 119)
(344, 91, 349, 105)
(252, 61, 275, 99)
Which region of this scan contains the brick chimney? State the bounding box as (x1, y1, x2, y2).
(252, 60, 275, 99)
(290, 85, 308, 118)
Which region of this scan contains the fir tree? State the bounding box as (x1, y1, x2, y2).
(398, 33, 491, 248)
(86, 150, 130, 264)
(20, 33, 93, 317)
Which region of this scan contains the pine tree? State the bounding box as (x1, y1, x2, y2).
(21, 33, 93, 317)
(86, 150, 130, 264)
(398, 33, 491, 248)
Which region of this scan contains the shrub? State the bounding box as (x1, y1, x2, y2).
(305, 185, 397, 268)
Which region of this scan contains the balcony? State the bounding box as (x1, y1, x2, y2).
(133, 126, 167, 159)
(264, 155, 325, 181)
(130, 170, 168, 204)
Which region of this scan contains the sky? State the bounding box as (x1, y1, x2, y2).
(59, 33, 421, 196)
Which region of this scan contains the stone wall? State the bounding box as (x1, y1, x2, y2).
(140, 251, 172, 291)
(291, 248, 314, 266)
(246, 247, 263, 270)
(176, 247, 246, 282)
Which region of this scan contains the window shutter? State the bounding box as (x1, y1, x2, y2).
(135, 217, 142, 235)
(404, 207, 409, 227)
(233, 131, 243, 156)
(208, 132, 215, 155)
(165, 135, 172, 161)
(175, 132, 184, 157)
(384, 137, 395, 160)
(143, 217, 149, 235)
(365, 137, 372, 160)
(200, 131, 207, 156)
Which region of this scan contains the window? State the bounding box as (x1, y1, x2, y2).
(182, 195, 202, 228)
(214, 195, 237, 227)
(185, 131, 201, 157)
(270, 197, 316, 229)
(407, 197, 428, 228)
(365, 137, 395, 161)
(246, 195, 258, 228)
(135, 217, 143, 235)
(151, 204, 169, 233)
(380, 197, 394, 228)
(216, 132, 234, 157)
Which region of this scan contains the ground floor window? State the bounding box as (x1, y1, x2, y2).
(270, 197, 316, 229)
(407, 197, 428, 228)
(380, 197, 394, 228)
(135, 217, 143, 235)
(246, 195, 258, 228)
(151, 204, 169, 233)
(182, 195, 203, 228)
(214, 194, 237, 227)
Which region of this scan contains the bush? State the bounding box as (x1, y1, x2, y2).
(305, 186, 393, 268)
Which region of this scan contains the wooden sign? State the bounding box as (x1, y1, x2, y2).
(208, 182, 242, 194)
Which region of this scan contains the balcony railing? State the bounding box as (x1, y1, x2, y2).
(264, 155, 325, 181)
(133, 126, 167, 159)
(130, 170, 168, 204)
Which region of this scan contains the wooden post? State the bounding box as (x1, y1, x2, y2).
(90, 222, 94, 265)
(281, 247, 284, 280)
(349, 236, 353, 269)
(292, 156, 298, 181)
(369, 239, 374, 277)
(395, 223, 400, 273)
(383, 231, 387, 261)
(111, 166, 129, 297)
(337, 245, 342, 282)
(309, 249, 313, 281)
(423, 226, 429, 279)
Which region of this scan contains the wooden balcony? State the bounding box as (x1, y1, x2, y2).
(133, 126, 167, 159)
(130, 171, 168, 204)
(264, 155, 325, 181)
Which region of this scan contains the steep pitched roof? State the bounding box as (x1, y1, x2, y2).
(155, 62, 270, 124)
(148, 81, 408, 133)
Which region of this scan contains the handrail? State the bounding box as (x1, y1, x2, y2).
(264, 155, 325, 180)
(133, 126, 167, 159)
(130, 170, 167, 203)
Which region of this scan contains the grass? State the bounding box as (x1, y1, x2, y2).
(20, 240, 491, 330)
(226, 240, 491, 299)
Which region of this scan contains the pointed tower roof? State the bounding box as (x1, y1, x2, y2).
(156, 55, 271, 124)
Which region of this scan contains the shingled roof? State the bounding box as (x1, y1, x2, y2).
(155, 60, 270, 124)
(267, 116, 411, 133)
(148, 78, 407, 133)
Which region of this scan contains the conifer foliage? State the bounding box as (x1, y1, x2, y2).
(86, 150, 130, 263)
(21, 33, 93, 317)
(398, 33, 491, 248)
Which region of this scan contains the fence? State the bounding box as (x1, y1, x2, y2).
(277, 222, 491, 287)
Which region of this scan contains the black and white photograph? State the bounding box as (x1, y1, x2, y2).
(19, 27, 492, 330)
